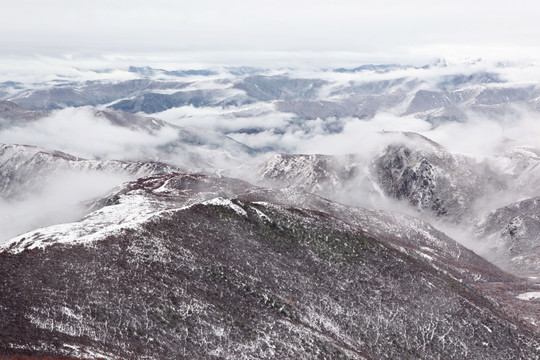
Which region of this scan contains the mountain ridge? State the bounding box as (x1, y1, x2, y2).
(2, 172, 540, 359)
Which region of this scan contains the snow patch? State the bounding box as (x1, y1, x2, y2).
(252, 206, 272, 222)
(416, 251, 434, 261)
(203, 197, 247, 217)
(517, 292, 540, 300)
(62, 344, 115, 360)
(0, 192, 162, 253)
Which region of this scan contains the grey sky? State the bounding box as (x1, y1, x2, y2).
(1, 0, 540, 62)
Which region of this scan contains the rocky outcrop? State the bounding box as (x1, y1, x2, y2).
(374, 132, 506, 222)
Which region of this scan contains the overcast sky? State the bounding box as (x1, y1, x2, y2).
(1, 0, 540, 64)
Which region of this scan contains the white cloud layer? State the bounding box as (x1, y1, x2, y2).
(0, 107, 179, 160)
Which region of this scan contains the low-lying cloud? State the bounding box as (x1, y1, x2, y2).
(0, 107, 179, 160)
(0, 170, 130, 243)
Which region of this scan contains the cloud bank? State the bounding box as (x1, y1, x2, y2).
(0, 107, 179, 160)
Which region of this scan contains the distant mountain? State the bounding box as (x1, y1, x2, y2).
(0, 143, 179, 200)
(4, 67, 540, 126)
(0, 106, 257, 173)
(1, 173, 539, 359)
(0, 81, 24, 99)
(92, 108, 170, 133)
(109, 88, 254, 113)
(0, 100, 49, 127)
(436, 72, 504, 91)
(333, 63, 406, 73)
(128, 65, 218, 78)
(92, 109, 255, 160)
(233, 75, 327, 101)
(7, 79, 189, 110)
(475, 196, 540, 276)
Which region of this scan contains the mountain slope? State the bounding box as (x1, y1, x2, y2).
(6, 80, 189, 110)
(109, 89, 253, 114)
(0, 100, 49, 129)
(475, 196, 540, 277)
(256, 133, 507, 222)
(1, 173, 539, 359)
(0, 105, 257, 174)
(0, 144, 179, 200)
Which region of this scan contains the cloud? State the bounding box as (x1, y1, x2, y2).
(225, 113, 431, 155)
(154, 102, 296, 133)
(418, 106, 540, 159)
(0, 107, 179, 160)
(0, 170, 130, 243)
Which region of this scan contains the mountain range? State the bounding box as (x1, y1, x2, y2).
(1, 61, 540, 358)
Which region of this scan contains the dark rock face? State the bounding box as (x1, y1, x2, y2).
(376, 144, 447, 215)
(1, 174, 539, 359)
(475, 196, 540, 276)
(374, 133, 506, 222)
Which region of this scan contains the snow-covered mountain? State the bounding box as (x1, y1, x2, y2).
(0, 143, 179, 199)
(0, 103, 256, 171)
(0, 100, 49, 128)
(5, 79, 190, 110)
(374, 132, 509, 222)
(2, 61, 540, 359)
(475, 196, 540, 277)
(253, 131, 540, 281)
(256, 132, 504, 221)
(2, 173, 540, 359)
(257, 153, 362, 195)
(4, 64, 540, 126)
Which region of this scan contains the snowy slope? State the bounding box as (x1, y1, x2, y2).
(1, 172, 540, 359)
(0, 144, 179, 199)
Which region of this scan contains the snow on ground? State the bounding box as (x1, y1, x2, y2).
(0, 191, 162, 253)
(203, 197, 247, 217)
(251, 206, 272, 222)
(417, 251, 434, 261)
(517, 291, 540, 300)
(0, 172, 255, 254)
